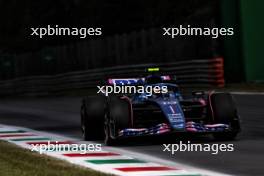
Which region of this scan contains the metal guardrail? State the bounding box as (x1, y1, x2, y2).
(0, 58, 224, 96)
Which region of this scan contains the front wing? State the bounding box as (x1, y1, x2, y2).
(118, 121, 230, 137)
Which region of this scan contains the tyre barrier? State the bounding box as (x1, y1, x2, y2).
(0, 58, 224, 96)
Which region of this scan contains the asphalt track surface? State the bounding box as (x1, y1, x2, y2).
(0, 94, 263, 176)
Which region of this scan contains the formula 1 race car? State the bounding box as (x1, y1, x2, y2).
(81, 68, 241, 145)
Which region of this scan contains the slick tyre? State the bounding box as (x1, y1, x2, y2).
(210, 93, 241, 140)
(81, 96, 105, 141)
(105, 96, 131, 145)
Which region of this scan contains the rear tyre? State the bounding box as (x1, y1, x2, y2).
(105, 96, 131, 145)
(81, 96, 105, 141)
(210, 93, 241, 140)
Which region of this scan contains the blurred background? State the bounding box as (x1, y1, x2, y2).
(0, 0, 263, 96)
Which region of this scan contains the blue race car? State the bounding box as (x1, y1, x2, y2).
(81, 68, 241, 145)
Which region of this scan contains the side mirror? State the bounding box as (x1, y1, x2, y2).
(192, 91, 205, 98)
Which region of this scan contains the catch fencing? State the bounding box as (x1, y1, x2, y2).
(0, 58, 224, 96)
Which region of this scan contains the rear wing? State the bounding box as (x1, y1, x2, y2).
(107, 76, 171, 86)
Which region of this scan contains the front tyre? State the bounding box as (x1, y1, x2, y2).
(210, 93, 241, 140)
(104, 96, 131, 145)
(81, 96, 106, 141)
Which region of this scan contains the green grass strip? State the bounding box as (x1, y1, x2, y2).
(86, 159, 146, 164)
(0, 141, 112, 176)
